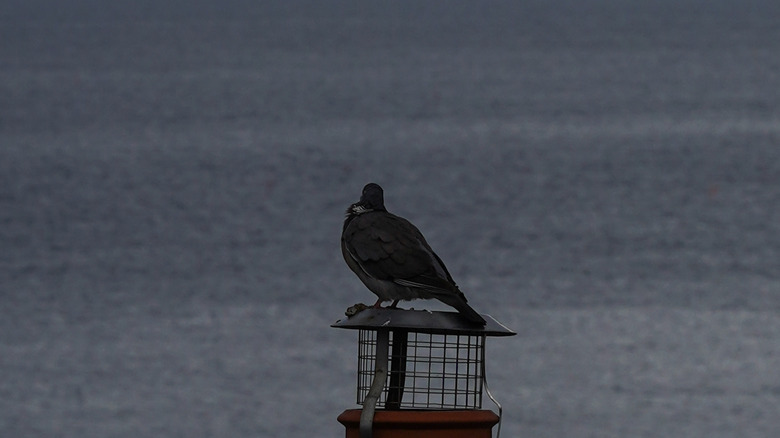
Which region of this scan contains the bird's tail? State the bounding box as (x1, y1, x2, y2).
(438, 294, 486, 325)
(396, 279, 487, 325)
(454, 301, 487, 325)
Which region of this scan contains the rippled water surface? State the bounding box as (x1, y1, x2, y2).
(2, 1, 780, 437)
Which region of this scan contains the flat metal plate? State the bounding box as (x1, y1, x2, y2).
(331, 307, 515, 336)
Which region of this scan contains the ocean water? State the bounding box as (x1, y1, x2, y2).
(2, 1, 780, 437)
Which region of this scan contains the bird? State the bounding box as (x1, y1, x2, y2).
(341, 183, 486, 325)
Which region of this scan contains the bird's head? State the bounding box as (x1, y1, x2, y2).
(359, 183, 385, 210)
(345, 183, 386, 218)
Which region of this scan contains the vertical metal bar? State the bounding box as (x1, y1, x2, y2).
(471, 335, 478, 408)
(481, 336, 503, 437)
(429, 334, 436, 408)
(454, 334, 460, 406)
(385, 329, 408, 410)
(465, 334, 472, 408)
(438, 335, 444, 408)
(356, 330, 366, 404)
(360, 329, 389, 438)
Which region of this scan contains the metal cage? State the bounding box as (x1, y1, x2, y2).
(333, 308, 515, 411)
(357, 329, 484, 409)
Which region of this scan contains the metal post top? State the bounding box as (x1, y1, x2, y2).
(331, 307, 516, 337)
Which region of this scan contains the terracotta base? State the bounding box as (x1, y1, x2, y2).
(337, 409, 499, 438)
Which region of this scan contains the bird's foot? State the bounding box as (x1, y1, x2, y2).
(371, 299, 401, 309)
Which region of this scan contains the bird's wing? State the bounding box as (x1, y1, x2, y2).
(342, 212, 448, 285)
(343, 209, 485, 325)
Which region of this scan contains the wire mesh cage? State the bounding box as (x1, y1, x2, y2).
(333, 308, 515, 412)
(357, 329, 485, 409)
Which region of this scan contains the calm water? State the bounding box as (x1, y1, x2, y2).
(2, 1, 780, 437)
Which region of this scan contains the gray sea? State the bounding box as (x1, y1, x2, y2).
(2, 1, 780, 437)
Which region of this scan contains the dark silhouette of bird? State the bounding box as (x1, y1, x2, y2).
(341, 183, 486, 325)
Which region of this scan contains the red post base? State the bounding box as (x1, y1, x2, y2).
(337, 409, 499, 438)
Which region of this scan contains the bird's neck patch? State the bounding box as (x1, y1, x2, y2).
(349, 204, 372, 215)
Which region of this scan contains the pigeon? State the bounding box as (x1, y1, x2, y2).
(341, 183, 486, 325)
